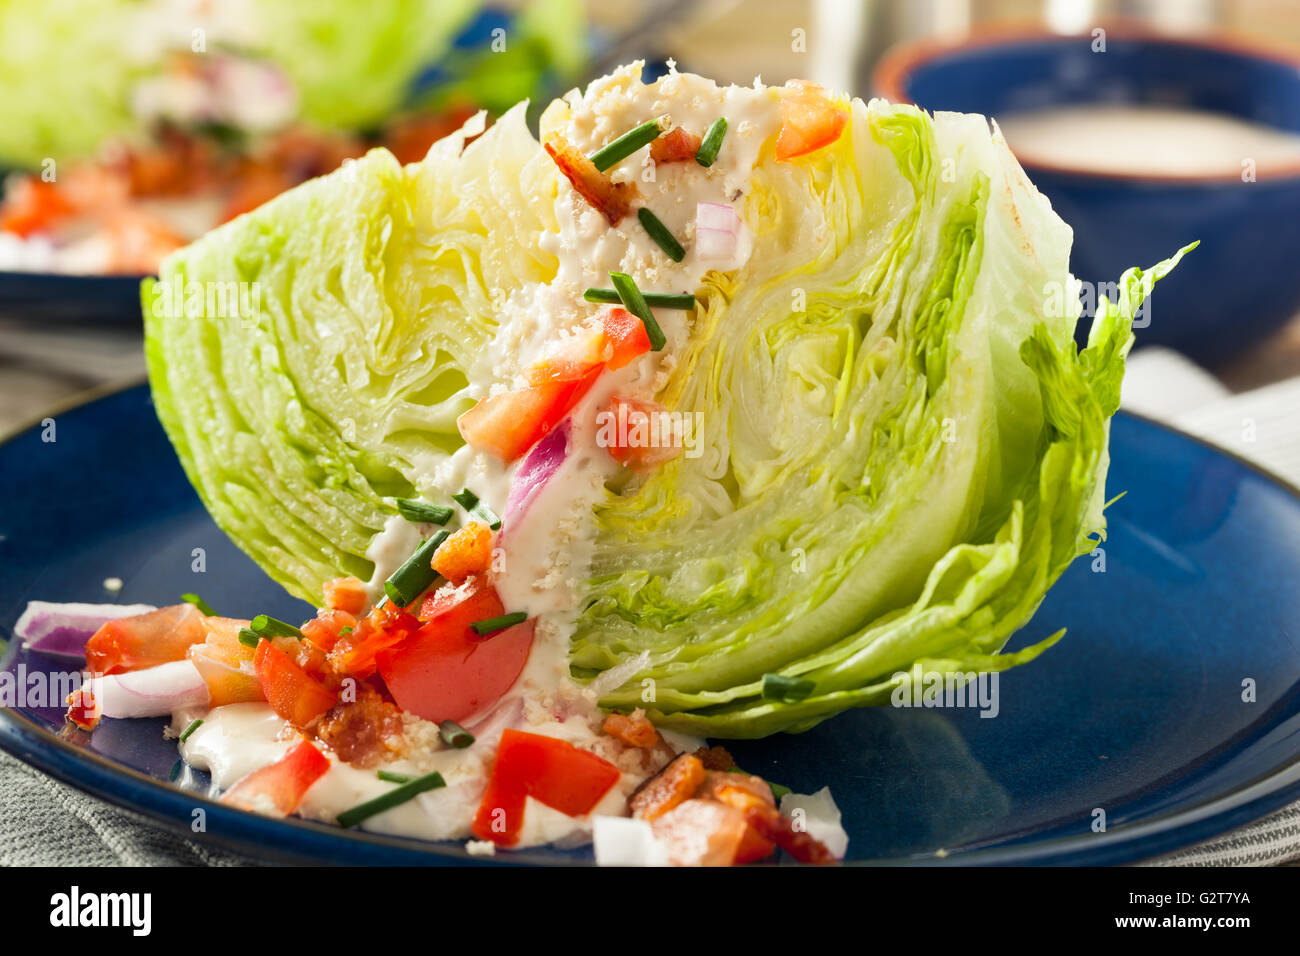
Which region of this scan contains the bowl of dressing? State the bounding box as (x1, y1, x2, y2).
(875, 25, 1300, 362)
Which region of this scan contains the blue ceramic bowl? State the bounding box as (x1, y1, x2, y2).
(875, 26, 1300, 364)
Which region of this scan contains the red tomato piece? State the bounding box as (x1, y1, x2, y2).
(457, 367, 601, 462)
(599, 396, 683, 471)
(600, 307, 652, 370)
(328, 601, 421, 678)
(84, 604, 207, 675)
(254, 639, 337, 728)
(0, 178, 74, 237)
(220, 740, 330, 817)
(526, 328, 609, 385)
(471, 729, 622, 846)
(378, 578, 533, 723)
(775, 80, 848, 161)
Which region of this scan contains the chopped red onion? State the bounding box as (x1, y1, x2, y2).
(695, 202, 741, 261)
(97, 660, 210, 719)
(504, 419, 571, 528)
(14, 601, 157, 659)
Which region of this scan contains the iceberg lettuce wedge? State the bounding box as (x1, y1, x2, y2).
(144, 73, 1190, 738)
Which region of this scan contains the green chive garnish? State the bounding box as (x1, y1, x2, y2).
(181, 593, 216, 616)
(452, 488, 502, 530)
(695, 117, 728, 167)
(383, 529, 450, 608)
(395, 497, 453, 525)
(377, 769, 415, 784)
(637, 207, 685, 262)
(169, 759, 183, 782)
(338, 626, 353, 637)
(337, 770, 446, 828)
(469, 612, 528, 637)
(761, 673, 815, 703)
(584, 287, 696, 310)
(609, 272, 666, 351)
(439, 720, 475, 749)
(250, 615, 303, 641)
(237, 628, 261, 648)
(589, 116, 666, 171)
(179, 718, 203, 743)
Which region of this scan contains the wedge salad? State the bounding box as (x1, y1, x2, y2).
(15, 62, 1189, 865)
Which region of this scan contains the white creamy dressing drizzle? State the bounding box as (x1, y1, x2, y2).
(174, 64, 783, 847)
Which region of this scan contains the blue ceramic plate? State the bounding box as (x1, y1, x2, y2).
(2, 383, 1300, 865)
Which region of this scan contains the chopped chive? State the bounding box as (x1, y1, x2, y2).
(761, 673, 815, 703)
(584, 287, 696, 310)
(237, 627, 261, 648)
(452, 487, 501, 530)
(179, 718, 203, 743)
(250, 614, 303, 640)
(181, 593, 216, 616)
(609, 272, 666, 351)
(383, 529, 450, 607)
(438, 720, 475, 749)
(694, 117, 728, 167)
(377, 769, 415, 784)
(469, 611, 528, 636)
(637, 207, 685, 262)
(589, 116, 666, 171)
(169, 759, 183, 782)
(338, 626, 353, 637)
(337, 770, 446, 828)
(395, 497, 453, 525)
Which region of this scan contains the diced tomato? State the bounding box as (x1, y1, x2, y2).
(650, 127, 702, 163)
(629, 752, 707, 822)
(775, 80, 848, 161)
(254, 639, 337, 728)
(651, 798, 749, 866)
(322, 576, 369, 615)
(431, 521, 494, 583)
(457, 366, 601, 462)
(543, 132, 638, 225)
(741, 804, 837, 864)
(379, 578, 532, 723)
(0, 178, 74, 237)
(328, 600, 421, 679)
(602, 709, 659, 749)
(65, 687, 99, 731)
(300, 608, 357, 653)
(600, 307, 652, 370)
(599, 396, 683, 471)
(698, 770, 777, 863)
(84, 604, 207, 675)
(471, 729, 622, 846)
(220, 740, 330, 817)
(526, 327, 609, 385)
(187, 615, 263, 706)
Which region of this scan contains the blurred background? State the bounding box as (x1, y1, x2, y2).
(2, 0, 1299, 462)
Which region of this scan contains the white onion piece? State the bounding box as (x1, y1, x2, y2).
(593, 816, 669, 866)
(98, 660, 210, 719)
(15, 601, 157, 658)
(696, 227, 739, 260)
(696, 201, 740, 231)
(779, 786, 849, 859)
(465, 695, 525, 746)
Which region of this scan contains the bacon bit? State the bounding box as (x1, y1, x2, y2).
(698, 770, 775, 811)
(650, 127, 701, 163)
(602, 708, 659, 749)
(431, 521, 494, 583)
(692, 745, 737, 772)
(630, 752, 707, 822)
(651, 798, 749, 866)
(327, 601, 420, 679)
(65, 687, 100, 731)
(742, 804, 837, 865)
(544, 132, 638, 225)
(316, 684, 405, 767)
(322, 577, 369, 616)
